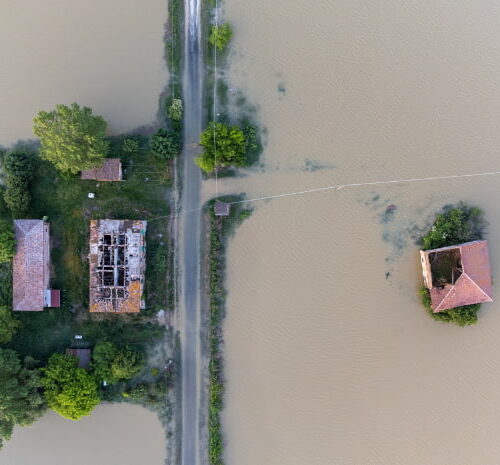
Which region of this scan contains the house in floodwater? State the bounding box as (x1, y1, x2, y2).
(420, 240, 493, 312)
(13, 219, 60, 311)
(89, 219, 146, 313)
(81, 158, 122, 181)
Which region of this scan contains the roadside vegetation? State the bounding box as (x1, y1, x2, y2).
(209, 23, 232, 51)
(0, 103, 179, 447)
(205, 197, 251, 465)
(419, 203, 486, 326)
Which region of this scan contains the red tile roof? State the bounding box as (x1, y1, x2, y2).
(422, 241, 493, 312)
(81, 159, 122, 181)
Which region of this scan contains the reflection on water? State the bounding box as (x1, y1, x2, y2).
(219, 1, 500, 464)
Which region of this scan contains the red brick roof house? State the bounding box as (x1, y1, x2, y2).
(420, 240, 493, 312)
(81, 158, 122, 181)
(13, 220, 50, 311)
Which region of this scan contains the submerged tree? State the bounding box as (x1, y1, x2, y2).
(43, 354, 100, 421)
(33, 103, 108, 174)
(0, 349, 45, 448)
(209, 23, 233, 51)
(196, 122, 246, 173)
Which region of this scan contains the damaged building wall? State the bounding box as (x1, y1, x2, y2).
(89, 219, 147, 313)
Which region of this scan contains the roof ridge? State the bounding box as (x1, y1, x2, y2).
(461, 272, 494, 301)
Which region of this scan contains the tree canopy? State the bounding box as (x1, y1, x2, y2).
(209, 23, 233, 51)
(33, 103, 108, 174)
(167, 98, 183, 122)
(0, 349, 45, 449)
(196, 122, 246, 173)
(0, 221, 15, 264)
(0, 307, 19, 344)
(150, 128, 180, 161)
(92, 342, 144, 384)
(42, 354, 100, 421)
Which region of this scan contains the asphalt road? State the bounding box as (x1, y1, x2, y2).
(179, 0, 203, 464)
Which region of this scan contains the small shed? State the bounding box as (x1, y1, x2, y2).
(81, 159, 122, 181)
(66, 348, 92, 369)
(45, 289, 61, 308)
(214, 201, 230, 217)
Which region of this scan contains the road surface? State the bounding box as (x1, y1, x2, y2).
(179, 0, 203, 465)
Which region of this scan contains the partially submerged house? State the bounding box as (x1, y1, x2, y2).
(66, 348, 92, 369)
(89, 219, 147, 313)
(13, 219, 60, 311)
(81, 158, 122, 181)
(420, 240, 493, 312)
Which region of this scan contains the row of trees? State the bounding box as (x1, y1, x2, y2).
(0, 341, 145, 446)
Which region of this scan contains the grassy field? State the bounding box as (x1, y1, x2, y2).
(2, 135, 174, 362)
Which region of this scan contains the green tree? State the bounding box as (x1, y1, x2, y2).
(167, 98, 183, 122)
(43, 353, 100, 421)
(0, 349, 45, 449)
(0, 307, 19, 344)
(92, 342, 144, 383)
(3, 149, 36, 216)
(33, 103, 108, 174)
(196, 122, 246, 173)
(150, 128, 180, 161)
(0, 221, 15, 263)
(209, 23, 233, 51)
(122, 137, 139, 154)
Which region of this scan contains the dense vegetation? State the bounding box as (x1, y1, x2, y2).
(151, 128, 181, 161)
(33, 103, 108, 174)
(420, 203, 486, 326)
(0, 220, 15, 263)
(92, 342, 145, 384)
(206, 197, 251, 465)
(209, 23, 233, 51)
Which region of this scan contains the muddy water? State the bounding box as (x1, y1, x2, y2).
(0, 0, 167, 146)
(0, 404, 166, 465)
(219, 2, 500, 464)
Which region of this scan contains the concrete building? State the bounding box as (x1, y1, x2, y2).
(89, 219, 146, 313)
(420, 240, 493, 312)
(13, 219, 60, 311)
(81, 158, 122, 181)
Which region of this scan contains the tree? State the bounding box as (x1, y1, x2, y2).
(43, 353, 100, 421)
(33, 103, 108, 174)
(0, 349, 45, 449)
(0, 307, 19, 344)
(3, 148, 36, 216)
(150, 128, 180, 161)
(209, 23, 233, 51)
(0, 221, 15, 264)
(167, 98, 183, 122)
(196, 122, 246, 173)
(92, 342, 144, 383)
(122, 137, 139, 154)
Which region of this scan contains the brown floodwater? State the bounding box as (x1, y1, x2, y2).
(0, 405, 166, 465)
(217, 1, 500, 464)
(0, 0, 168, 146)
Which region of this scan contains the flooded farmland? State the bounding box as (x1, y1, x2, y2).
(0, 405, 166, 465)
(218, 1, 500, 464)
(0, 0, 168, 146)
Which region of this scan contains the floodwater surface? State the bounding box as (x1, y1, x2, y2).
(218, 1, 500, 464)
(0, 0, 167, 146)
(0, 404, 166, 465)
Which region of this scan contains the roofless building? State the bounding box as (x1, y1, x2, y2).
(89, 219, 146, 313)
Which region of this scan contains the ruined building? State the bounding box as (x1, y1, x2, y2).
(89, 219, 147, 313)
(13, 219, 60, 311)
(81, 158, 122, 181)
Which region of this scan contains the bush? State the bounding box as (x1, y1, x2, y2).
(92, 342, 145, 384)
(167, 98, 183, 122)
(209, 23, 233, 51)
(3, 149, 36, 216)
(150, 129, 180, 161)
(0, 306, 19, 343)
(122, 138, 139, 154)
(196, 122, 246, 173)
(0, 220, 15, 263)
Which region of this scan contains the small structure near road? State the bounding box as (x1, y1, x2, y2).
(81, 158, 122, 181)
(13, 219, 60, 311)
(89, 219, 147, 313)
(420, 240, 493, 312)
(214, 201, 230, 217)
(66, 348, 92, 369)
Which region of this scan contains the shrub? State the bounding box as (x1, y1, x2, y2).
(0, 221, 15, 263)
(209, 23, 232, 51)
(150, 129, 180, 161)
(3, 149, 36, 216)
(122, 137, 139, 154)
(167, 98, 183, 122)
(196, 122, 246, 173)
(92, 342, 145, 383)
